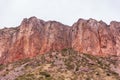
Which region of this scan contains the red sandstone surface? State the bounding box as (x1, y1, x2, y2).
(0, 16, 120, 64)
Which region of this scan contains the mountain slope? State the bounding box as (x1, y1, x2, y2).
(0, 49, 120, 80)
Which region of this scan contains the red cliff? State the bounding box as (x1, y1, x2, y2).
(0, 17, 120, 64)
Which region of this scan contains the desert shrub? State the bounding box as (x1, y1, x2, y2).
(39, 71, 51, 77)
(15, 73, 35, 80)
(0, 64, 5, 71)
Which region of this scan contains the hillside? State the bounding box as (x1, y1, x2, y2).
(0, 49, 120, 80)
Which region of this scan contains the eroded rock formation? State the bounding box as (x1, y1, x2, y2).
(0, 16, 120, 64)
(71, 19, 116, 56)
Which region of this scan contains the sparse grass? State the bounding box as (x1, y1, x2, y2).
(15, 73, 35, 80)
(0, 48, 120, 80)
(13, 58, 31, 68)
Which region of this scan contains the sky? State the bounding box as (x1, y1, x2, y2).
(0, 0, 120, 28)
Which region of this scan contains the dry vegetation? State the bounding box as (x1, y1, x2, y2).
(0, 48, 120, 80)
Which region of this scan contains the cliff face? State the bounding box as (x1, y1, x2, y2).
(71, 19, 116, 56)
(0, 17, 120, 64)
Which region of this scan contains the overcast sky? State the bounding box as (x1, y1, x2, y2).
(0, 0, 120, 28)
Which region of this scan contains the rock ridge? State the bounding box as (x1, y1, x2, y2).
(0, 16, 120, 64)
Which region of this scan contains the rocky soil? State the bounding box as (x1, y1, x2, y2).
(0, 49, 120, 80)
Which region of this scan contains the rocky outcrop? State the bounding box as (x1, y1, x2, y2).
(0, 17, 71, 63)
(71, 19, 116, 56)
(0, 16, 120, 64)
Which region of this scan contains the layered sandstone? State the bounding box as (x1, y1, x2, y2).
(0, 16, 120, 64)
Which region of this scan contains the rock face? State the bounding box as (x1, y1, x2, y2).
(0, 16, 120, 64)
(71, 19, 116, 56)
